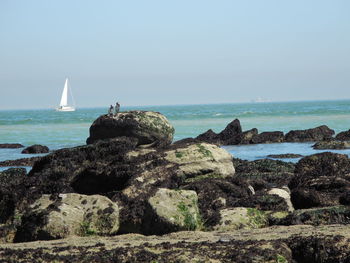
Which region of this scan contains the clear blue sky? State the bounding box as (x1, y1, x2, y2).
(0, 0, 349, 109)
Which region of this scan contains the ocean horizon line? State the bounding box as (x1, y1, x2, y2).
(1, 98, 350, 112)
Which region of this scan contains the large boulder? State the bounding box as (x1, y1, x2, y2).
(28, 137, 140, 196)
(285, 125, 335, 142)
(119, 141, 235, 201)
(268, 187, 294, 212)
(22, 137, 235, 235)
(118, 142, 235, 233)
(164, 142, 235, 181)
(15, 193, 119, 242)
(86, 111, 174, 147)
(336, 129, 350, 141)
(21, 144, 49, 154)
(217, 119, 242, 145)
(289, 152, 350, 208)
(144, 188, 202, 234)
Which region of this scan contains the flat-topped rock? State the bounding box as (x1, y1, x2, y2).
(86, 111, 174, 147)
(0, 144, 24, 149)
(313, 140, 350, 150)
(2, 225, 350, 262)
(267, 153, 303, 159)
(21, 144, 49, 154)
(285, 125, 335, 142)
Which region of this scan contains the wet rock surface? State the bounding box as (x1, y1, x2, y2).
(21, 144, 49, 154)
(267, 153, 304, 159)
(336, 129, 350, 141)
(290, 152, 350, 209)
(233, 158, 295, 188)
(0, 156, 42, 167)
(313, 140, 350, 149)
(277, 206, 350, 226)
(251, 131, 284, 144)
(3, 113, 350, 262)
(0, 143, 24, 149)
(1, 225, 350, 262)
(194, 119, 339, 145)
(285, 125, 335, 142)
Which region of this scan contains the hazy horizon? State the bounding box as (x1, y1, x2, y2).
(1, 98, 349, 111)
(1, 0, 349, 110)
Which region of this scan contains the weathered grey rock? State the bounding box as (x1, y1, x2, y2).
(121, 142, 235, 200)
(145, 188, 202, 234)
(15, 193, 119, 242)
(21, 144, 49, 154)
(164, 142, 235, 181)
(213, 207, 268, 231)
(285, 125, 335, 142)
(268, 188, 294, 212)
(312, 140, 350, 150)
(86, 111, 174, 146)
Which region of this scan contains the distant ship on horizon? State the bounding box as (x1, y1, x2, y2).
(56, 78, 76, 112)
(251, 97, 270, 103)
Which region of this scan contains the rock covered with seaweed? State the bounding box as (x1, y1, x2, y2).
(86, 110, 175, 147)
(2, 111, 350, 262)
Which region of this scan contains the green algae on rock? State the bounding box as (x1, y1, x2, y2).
(165, 142, 235, 181)
(15, 193, 119, 242)
(214, 207, 268, 231)
(146, 188, 203, 234)
(86, 111, 174, 147)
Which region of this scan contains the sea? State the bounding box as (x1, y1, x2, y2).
(1, 100, 350, 171)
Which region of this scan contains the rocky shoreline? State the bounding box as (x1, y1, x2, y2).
(1, 224, 349, 262)
(1, 111, 350, 262)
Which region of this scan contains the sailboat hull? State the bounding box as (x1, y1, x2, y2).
(56, 106, 75, 112)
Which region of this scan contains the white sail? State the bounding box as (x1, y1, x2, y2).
(59, 78, 68, 107)
(56, 78, 76, 111)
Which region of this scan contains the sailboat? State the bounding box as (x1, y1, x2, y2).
(56, 78, 76, 112)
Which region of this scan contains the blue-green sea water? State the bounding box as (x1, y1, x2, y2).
(1, 100, 350, 168)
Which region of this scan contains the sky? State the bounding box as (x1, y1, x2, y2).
(0, 0, 349, 109)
